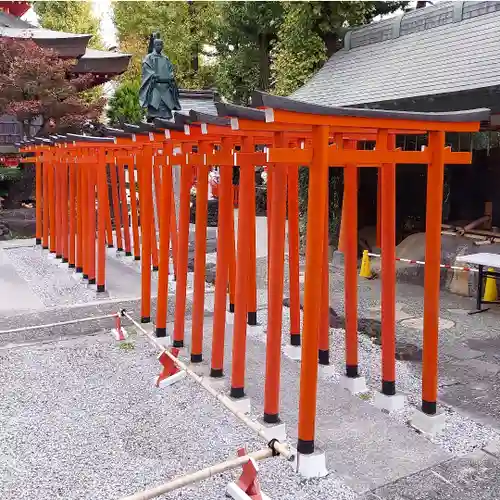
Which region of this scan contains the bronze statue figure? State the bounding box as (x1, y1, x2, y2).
(139, 34, 181, 121)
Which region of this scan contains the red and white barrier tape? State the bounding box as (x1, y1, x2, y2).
(367, 253, 478, 273)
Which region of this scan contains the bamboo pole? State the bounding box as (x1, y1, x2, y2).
(120, 447, 274, 500)
(122, 311, 292, 461)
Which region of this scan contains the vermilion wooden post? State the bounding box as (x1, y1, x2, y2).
(230, 154, 253, 399)
(81, 160, 89, 278)
(155, 160, 172, 338)
(68, 157, 76, 268)
(243, 137, 257, 326)
(287, 162, 301, 345)
(76, 160, 83, 273)
(139, 147, 153, 322)
(55, 155, 63, 259)
(109, 159, 123, 252)
(266, 165, 273, 306)
(319, 193, 330, 365)
(97, 148, 108, 293)
(128, 161, 141, 261)
(170, 189, 179, 278)
(210, 148, 232, 378)
(42, 151, 49, 250)
(422, 130, 445, 415)
(48, 154, 56, 254)
(35, 152, 42, 245)
(297, 124, 329, 455)
(172, 152, 192, 347)
(263, 132, 288, 423)
(191, 147, 210, 362)
(61, 156, 69, 263)
(380, 131, 397, 395)
(343, 140, 359, 379)
(117, 159, 132, 256)
(228, 196, 237, 312)
(88, 160, 97, 285)
(152, 159, 162, 271)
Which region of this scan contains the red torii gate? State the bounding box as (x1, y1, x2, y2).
(21, 92, 488, 475)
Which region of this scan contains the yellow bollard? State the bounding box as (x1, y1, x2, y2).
(483, 267, 498, 302)
(359, 249, 372, 278)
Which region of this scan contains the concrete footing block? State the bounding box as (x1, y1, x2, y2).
(283, 344, 302, 360)
(228, 396, 251, 415)
(226, 312, 234, 325)
(47, 253, 57, 260)
(340, 375, 367, 394)
(156, 370, 186, 388)
(293, 450, 328, 479)
(247, 324, 264, 337)
(374, 392, 406, 412)
(410, 408, 446, 435)
(154, 336, 172, 348)
(258, 420, 286, 442)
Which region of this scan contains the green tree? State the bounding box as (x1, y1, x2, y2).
(33, 1, 103, 49)
(112, 1, 216, 89)
(212, 1, 283, 104)
(271, 1, 408, 248)
(33, 1, 105, 104)
(106, 79, 144, 126)
(272, 1, 408, 96)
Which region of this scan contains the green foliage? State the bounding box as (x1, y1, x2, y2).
(33, 1, 103, 49)
(272, 4, 326, 96)
(212, 1, 284, 104)
(112, 1, 216, 89)
(0, 167, 22, 182)
(33, 0, 105, 105)
(272, 1, 408, 96)
(106, 79, 144, 126)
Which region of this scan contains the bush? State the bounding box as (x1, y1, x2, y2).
(106, 79, 144, 126)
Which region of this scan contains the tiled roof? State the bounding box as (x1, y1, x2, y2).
(292, 1, 500, 108)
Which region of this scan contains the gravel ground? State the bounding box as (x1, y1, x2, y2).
(5, 247, 100, 307)
(0, 331, 359, 500)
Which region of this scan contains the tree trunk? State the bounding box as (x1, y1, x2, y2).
(258, 33, 270, 91)
(188, 1, 199, 77)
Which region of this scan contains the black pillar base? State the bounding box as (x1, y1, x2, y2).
(263, 413, 280, 424)
(83, 274, 88, 280)
(56, 254, 62, 259)
(97, 284, 105, 293)
(247, 311, 257, 325)
(134, 256, 140, 261)
(297, 439, 314, 455)
(210, 368, 223, 378)
(62, 258, 68, 263)
(36, 238, 42, 245)
(346, 364, 359, 378)
(173, 339, 184, 348)
(230, 387, 245, 399)
(382, 380, 396, 396)
(422, 399, 437, 415)
(42, 246, 49, 250)
(155, 327, 167, 338)
(76, 267, 83, 273)
(229, 303, 235, 313)
(318, 349, 329, 365)
(117, 247, 123, 252)
(68, 263, 75, 269)
(107, 244, 114, 249)
(126, 252, 132, 257)
(290, 334, 301, 346)
(153, 266, 159, 271)
(191, 353, 202, 363)
(141, 316, 151, 323)
(88, 278, 96, 285)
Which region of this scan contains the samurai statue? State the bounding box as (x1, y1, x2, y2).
(139, 32, 181, 122)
